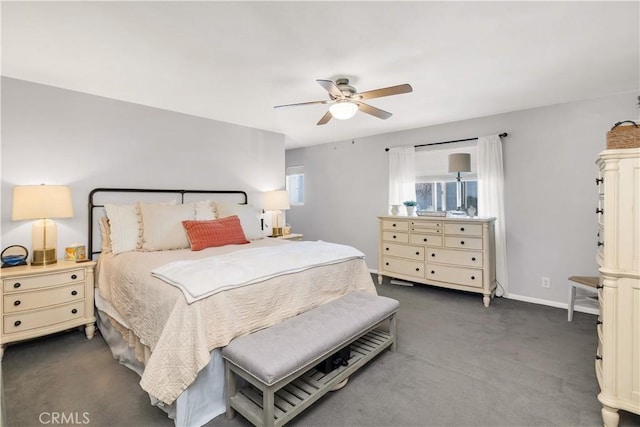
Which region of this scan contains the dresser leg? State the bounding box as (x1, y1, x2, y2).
(483, 295, 491, 307)
(377, 274, 383, 285)
(85, 323, 95, 339)
(601, 405, 619, 427)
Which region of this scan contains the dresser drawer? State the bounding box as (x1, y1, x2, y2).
(381, 257, 424, 278)
(382, 220, 409, 232)
(409, 220, 443, 234)
(382, 243, 424, 261)
(382, 231, 409, 243)
(409, 233, 443, 247)
(428, 248, 483, 267)
(444, 236, 483, 250)
(3, 301, 85, 334)
(3, 269, 85, 293)
(3, 283, 84, 314)
(426, 265, 483, 288)
(444, 223, 483, 236)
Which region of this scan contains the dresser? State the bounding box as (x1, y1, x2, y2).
(595, 148, 640, 427)
(377, 216, 497, 306)
(0, 261, 96, 360)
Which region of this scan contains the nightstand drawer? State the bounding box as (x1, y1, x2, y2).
(428, 248, 483, 267)
(382, 231, 409, 243)
(381, 257, 424, 278)
(3, 269, 85, 293)
(3, 301, 85, 334)
(444, 236, 483, 250)
(382, 243, 424, 261)
(3, 283, 84, 314)
(426, 265, 483, 288)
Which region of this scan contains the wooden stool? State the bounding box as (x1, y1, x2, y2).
(567, 276, 599, 321)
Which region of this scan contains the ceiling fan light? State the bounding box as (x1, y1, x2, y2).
(329, 101, 358, 120)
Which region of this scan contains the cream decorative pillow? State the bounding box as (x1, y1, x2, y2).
(140, 203, 196, 251)
(98, 217, 112, 254)
(104, 204, 140, 254)
(195, 200, 217, 220)
(216, 202, 264, 240)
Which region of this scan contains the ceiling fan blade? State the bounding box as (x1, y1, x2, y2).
(356, 102, 392, 120)
(274, 99, 331, 109)
(317, 79, 344, 99)
(357, 83, 413, 100)
(316, 110, 333, 125)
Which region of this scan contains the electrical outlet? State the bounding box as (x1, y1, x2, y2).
(542, 277, 551, 288)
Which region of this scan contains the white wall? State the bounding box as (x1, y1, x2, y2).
(1, 77, 285, 255)
(286, 91, 638, 306)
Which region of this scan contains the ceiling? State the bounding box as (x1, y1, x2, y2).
(2, 1, 638, 149)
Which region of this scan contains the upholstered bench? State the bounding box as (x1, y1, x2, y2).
(222, 292, 399, 427)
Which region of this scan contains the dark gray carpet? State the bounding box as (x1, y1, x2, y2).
(3, 280, 639, 427)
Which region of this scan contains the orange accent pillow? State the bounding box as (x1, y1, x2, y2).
(182, 216, 250, 251)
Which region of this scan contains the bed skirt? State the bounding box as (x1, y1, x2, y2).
(96, 306, 226, 427)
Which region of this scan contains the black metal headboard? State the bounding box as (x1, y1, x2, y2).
(88, 187, 248, 259)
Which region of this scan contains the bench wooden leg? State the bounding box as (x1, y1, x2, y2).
(225, 363, 236, 419)
(263, 388, 275, 427)
(389, 313, 397, 352)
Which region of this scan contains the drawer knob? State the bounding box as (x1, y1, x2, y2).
(471, 257, 476, 261)
(72, 309, 78, 314)
(430, 270, 435, 274)
(13, 300, 21, 306)
(392, 235, 397, 239)
(597, 320, 602, 325)
(595, 208, 603, 214)
(431, 253, 435, 257)
(385, 262, 389, 266)
(423, 238, 427, 242)
(460, 227, 465, 231)
(596, 355, 602, 360)
(597, 241, 604, 247)
(71, 290, 78, 296)
(415, 251, 420, 255)
(460, 241, 465, 245)
(385, 247, 389, 251)
(71, 274, 78, 280)
(13, 282, 21, 289)
(595, 177, 604, 185)
(14, 320, 21, 327)
(597, 284, 603, 289)
(392, 223, 397, 227)
(415, 268, 420, 272)
(471, 276, 476, 280)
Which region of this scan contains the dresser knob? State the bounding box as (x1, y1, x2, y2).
(14, 320, 21, 327)
(597, 320, 602, 325)
(596, 355, 602, 360)
(471, 257, 476, 261)
(460, 241, 465, 245)
(392, 223, 396, 227)
(71, 309, 78, 314)
(385, 262, 389, 266)
(385, 247, 389, 251)
(597, 241, 604, 247)
(471, 276, 476, 280)
(415, 251, 420, 255)
(595, 177, 604, 185)
(423, 238, 427, 242)
(430, 270, 435, 274)
(13, 282, 21, 289)
(392, 235, 397, 239)
(13, 300, 21, 306)
(431, 253, 436, 257)
(597, 284, 603, 289)
(71, 290, 78, 296)
(71, 274, 78, 280)
(596, 208, 604, 214)
(460, 227, 465, 232)
(415, 268, 420, 272)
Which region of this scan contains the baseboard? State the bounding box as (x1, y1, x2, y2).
(506, 293, 599, 316)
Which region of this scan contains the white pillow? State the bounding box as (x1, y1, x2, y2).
(104, 204, 140, 254)
(140, 202, 196, 251)
(216, 202, 264, 240)
(195, 200, 217, 220)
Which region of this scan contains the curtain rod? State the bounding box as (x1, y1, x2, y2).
(384, 132, 508, 152)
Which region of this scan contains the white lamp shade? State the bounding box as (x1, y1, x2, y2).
(12, 185, 74, 220)
(264, 190, 290, 211)
(448, 153, 471, 173)
(329, 101, 358, 120)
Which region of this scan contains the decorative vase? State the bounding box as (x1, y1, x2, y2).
(406, 206, 416, 216)
(391, 205, 401, 215)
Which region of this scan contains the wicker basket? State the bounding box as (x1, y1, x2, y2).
(607, 121, 639, 149)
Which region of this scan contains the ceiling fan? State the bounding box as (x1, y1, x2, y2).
(274, 78, 413, 125)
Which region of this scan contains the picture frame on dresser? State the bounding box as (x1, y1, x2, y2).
(377, 215, 497, 307)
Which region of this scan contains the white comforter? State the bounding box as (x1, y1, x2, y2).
(96, 238, 376, 405)
(151, 241, 365, 303)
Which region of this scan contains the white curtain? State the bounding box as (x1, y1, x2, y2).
(388, 145, 417, 207)
(477, 135, 509, 296)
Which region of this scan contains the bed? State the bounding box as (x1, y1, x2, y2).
(88, 188, 377, 427)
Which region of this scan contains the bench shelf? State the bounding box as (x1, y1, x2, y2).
(228, 329, 393, 427)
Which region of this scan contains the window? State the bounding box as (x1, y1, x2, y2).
(415, 180, 477, 212)
(286, 166, 304, 206)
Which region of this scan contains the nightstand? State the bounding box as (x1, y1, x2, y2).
(278, 233, 303, 241)
(0, 260, 96, 361)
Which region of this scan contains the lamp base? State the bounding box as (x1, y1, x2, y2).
(32, 248, 57, 266)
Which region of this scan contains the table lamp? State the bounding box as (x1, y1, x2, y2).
(12, 185, 73, 266)
(448, 153, 471, 212)
(264, 190, 290, 237)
